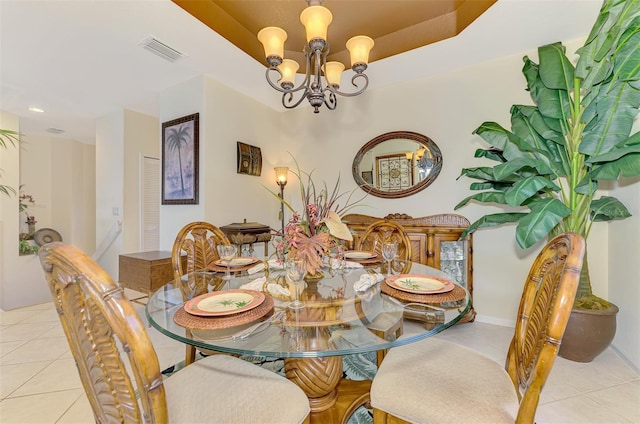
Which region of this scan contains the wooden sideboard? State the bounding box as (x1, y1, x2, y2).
(118, 251, 186, 294)
(343, 213, 475, 322)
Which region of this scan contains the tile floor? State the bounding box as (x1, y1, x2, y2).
(1, 292, 638, 423)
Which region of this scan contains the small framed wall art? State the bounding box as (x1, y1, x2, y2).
(237, 142, 262, 176)
(162, 113, 199, 204)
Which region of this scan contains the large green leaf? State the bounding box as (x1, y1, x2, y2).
(523, 49, 572, 121)
(591, 195, 632, 221)
(474, 148, 505, 162)
(587, 131, 640, 162)
(614, 16, 640, 82)
(492, 158, 555, 181)
(504, 176, 561, 207)
(460, 213, 526, 238)
(539, 42, 575, 91)
(454, 191, 508, 209)
(580, 78, 640, 156)
(586, 152, 640, 181)
(510, 105, 568, 174)
(458, 166, 497, 181)
(515, 198, 572, 248)
(512, 105, 565, 147)
(470, 181, 512, 191)
(473, 122, 510, 151)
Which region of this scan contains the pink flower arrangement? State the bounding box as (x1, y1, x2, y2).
(272, 161, 366, 275)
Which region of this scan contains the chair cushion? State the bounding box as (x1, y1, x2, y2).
(371, 337, 518, 423)
(165, 354, 310, 423)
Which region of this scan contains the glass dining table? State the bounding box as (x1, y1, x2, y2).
(146, 258, 470, 423)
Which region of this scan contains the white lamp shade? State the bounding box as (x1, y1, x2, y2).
(323, 61, 345, 86)
(300, 5, 332, 42)
(257, 26, 287, 59)
(278, 59, 300, 85)
(346, 35, 374, 66)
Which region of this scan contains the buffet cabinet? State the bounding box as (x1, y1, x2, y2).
(343, 213, 475, 322)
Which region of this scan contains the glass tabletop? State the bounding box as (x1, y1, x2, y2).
(145, 259, 470, 358)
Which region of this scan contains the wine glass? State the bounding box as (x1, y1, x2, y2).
(217, 244, 237, 280)
(285, 257, 306, 310)
(328, 246, 345, 276)
(381, 240, 398, 276)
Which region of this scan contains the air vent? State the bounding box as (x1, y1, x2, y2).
(47, 128, 65, 134)
(139, 36, 184, 63)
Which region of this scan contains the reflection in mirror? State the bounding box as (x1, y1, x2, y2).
(352, 131, 442, 199)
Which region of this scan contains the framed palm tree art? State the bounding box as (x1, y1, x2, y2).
(162, 113, 199, 205)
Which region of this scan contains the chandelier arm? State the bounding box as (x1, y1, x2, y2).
(332, 72, 370, 97)
(282, 88, 311, 109)
(323, 89, 337, 110)
(265, 67, 311, 94)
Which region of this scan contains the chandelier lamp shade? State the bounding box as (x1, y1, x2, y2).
(257, 1, 374, 113)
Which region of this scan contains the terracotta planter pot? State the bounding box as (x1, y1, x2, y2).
(558, 303, 619, 362)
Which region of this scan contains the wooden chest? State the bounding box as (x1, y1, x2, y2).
(118, 251, 185, 294)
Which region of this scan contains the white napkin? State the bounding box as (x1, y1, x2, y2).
(247, 258, 284, 275)
(353, 272, 384, 292)
(240, 277, 265, 291)
(240, 276, 291, 297)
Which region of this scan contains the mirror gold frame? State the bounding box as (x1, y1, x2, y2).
(352, 131, 442, 199)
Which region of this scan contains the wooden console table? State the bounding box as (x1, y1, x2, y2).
(118, 251, 185, 294)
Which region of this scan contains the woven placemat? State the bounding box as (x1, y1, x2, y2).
(381, 280, 467, 304)
(174, 296, 274, 330)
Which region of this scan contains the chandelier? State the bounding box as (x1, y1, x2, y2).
(257, 0, 374, 113)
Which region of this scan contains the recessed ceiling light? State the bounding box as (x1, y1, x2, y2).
(28, 106, 44, 113)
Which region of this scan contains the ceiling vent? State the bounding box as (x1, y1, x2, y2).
(139, 36, 184, 63)
(46, 128, 65, 134)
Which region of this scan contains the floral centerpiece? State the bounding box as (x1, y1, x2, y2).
(271, 161, 365, 276)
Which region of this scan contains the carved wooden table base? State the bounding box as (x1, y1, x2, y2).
(285, 356, 343, 412)
(284, 356, 372, 423)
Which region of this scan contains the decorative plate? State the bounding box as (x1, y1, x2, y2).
(344, 251, 376, 260)
(385, 274, 455, 295)
(213, 257, 260, 268)
(33, 228, 63, 247)
(184, 289, 265, 317)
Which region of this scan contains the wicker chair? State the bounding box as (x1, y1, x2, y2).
(172, 221, 232, 364)
(370, 232, 585, 424)
(172, 221, 232, 279)
(39, 242, 310, 424)
(358, 220, 412, 274)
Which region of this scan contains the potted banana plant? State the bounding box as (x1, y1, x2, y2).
(456, 0, 640, 361)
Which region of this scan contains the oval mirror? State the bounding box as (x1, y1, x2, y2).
(352, 131, 442, 199)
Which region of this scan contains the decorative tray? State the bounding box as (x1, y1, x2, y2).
(174, 295, 274, 330)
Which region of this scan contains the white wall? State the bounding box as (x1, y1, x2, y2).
(609, 177, 640, 369)
(0, 112, 96, 310)
(95, 111, 125, 277)
(123, 109, 159, 254)
(0, 112, 46, 310)
(158, 75, 282, 251)
(158, 77, 205, 249)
